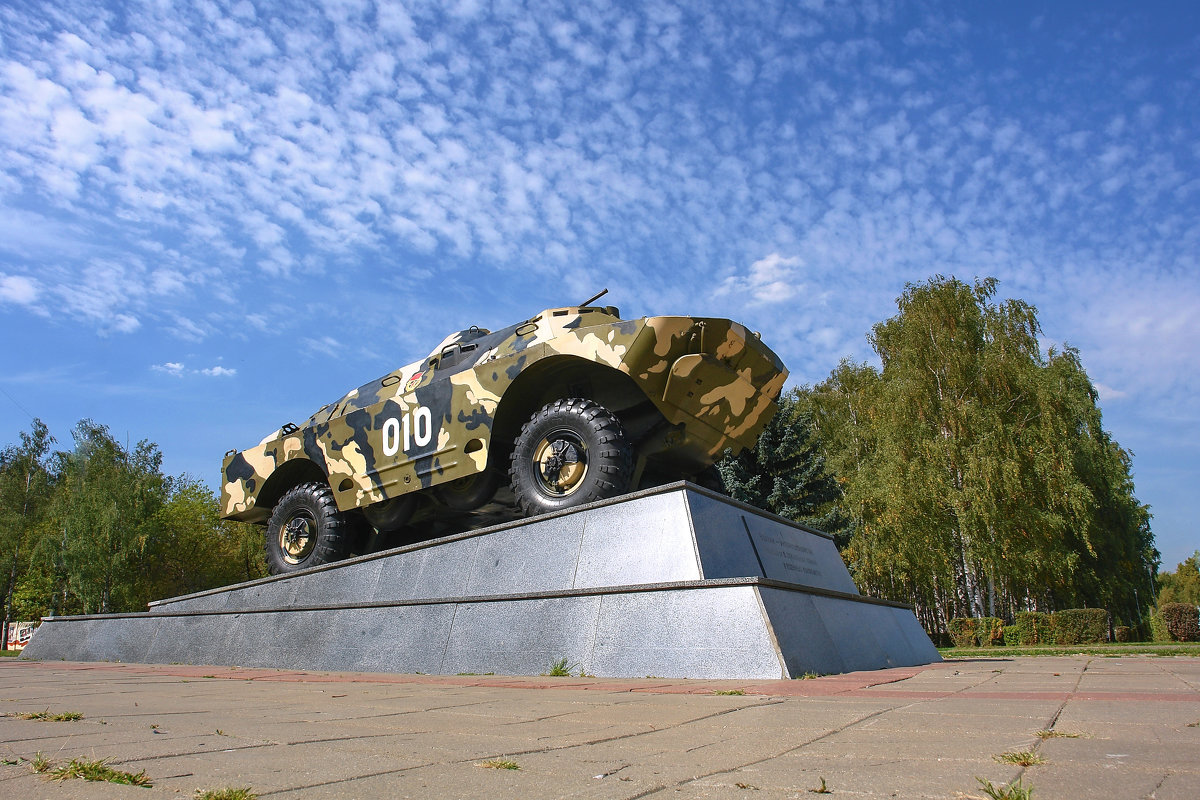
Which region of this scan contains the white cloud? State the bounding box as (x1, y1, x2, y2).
(717, 253, 804, 305)
(153, 361, 185, 376)
(0, 273, 39, 305)
(201, 365, 236, 377)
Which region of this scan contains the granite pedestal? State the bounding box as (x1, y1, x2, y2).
(21, 484, 940, 679)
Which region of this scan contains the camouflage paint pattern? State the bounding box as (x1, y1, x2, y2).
(220, 306, 787, 522)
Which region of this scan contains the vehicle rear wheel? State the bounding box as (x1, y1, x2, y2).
(433, 467, 501, 511)
(265, 482, 353, 574)
(510, 398, 633, 516)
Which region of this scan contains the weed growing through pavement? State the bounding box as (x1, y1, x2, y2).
(1034, 730, 1082, 739)
(195, 788, 257, 800)
(543, 657, 574, 676)
(735, 782, 758, 789)
(796, 672, 825, 679)
(808, 776, 831, 793)
(994, 750, 1046, 766)
(712, 689, 746, 696)
(35, 756, 152, 786)
(16, 710, 83, 721)
(976, 776, 1034, 799)
(478, 759, 520, 770)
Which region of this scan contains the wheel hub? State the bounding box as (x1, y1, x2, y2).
(534, 436, 586, 495)
(280, 513, 316, 564)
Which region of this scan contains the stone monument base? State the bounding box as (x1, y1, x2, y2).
(22, 484, 940, 679)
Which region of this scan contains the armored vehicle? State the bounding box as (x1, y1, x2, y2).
(220, 292, 788, 574)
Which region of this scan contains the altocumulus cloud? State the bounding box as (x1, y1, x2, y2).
(0, 1, 1197, 564)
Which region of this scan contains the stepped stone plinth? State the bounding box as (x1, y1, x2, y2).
(22, 484, 940, 679)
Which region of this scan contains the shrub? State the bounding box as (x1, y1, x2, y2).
(1113, 626, 1132, 643)
(1002, 624, 1021, 646)
(1149, 611, 1170, 642)
(1010, 612, 1052, 645)
(977, 617, 1004, 647)
(1157, 603, 1200, 642)
(948, 618, 979, 648)
(1051, 608, 1109, 644)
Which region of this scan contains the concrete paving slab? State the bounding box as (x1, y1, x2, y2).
(2, 656, 1197, 799)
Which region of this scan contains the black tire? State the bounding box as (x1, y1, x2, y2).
(433, 467, 501, 511)
(510, 398, 633, 516)
(264, 482, 353, 574)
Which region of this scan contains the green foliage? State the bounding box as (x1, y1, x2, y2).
(1011, 612, 1052, 646)
(1157, 552, 1200, 605)
(976, 776, 1034, 800)
(1002, 625, 1020, 646)
(1049, 609, 1109, 644)
(1156, 603, 1200, 642)
(978, 616, 1004, 647)
(0, 419, 55, 633)
(804, 276, 1158, 634)
(544, 657, 573, 676)
(39, 756, 152, 786)
(948, 617, 979, 648)
(718, 389, 847, 540)
(1, 419, 267, 618)
(1113, 626, 1131, 642)
(196, 789, 257, 800)
(1149, 611, 1170, 642)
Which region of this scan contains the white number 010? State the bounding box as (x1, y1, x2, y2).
(382, 407, 433, 456)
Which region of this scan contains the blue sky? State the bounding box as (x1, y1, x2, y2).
(1, 0, 1196, 570)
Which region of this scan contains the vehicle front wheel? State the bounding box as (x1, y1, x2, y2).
(510, 398, 633, 517)
(265, 482, 353, 574)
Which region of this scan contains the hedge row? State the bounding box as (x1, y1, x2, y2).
(1151, 603, 1200, 642)
(948, 608, 1109, 647)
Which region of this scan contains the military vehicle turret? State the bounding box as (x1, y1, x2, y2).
(220, 291, 787, 574)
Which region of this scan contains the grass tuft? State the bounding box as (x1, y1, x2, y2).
(543, 657, 573, 677)
(478, 758, 520, 770)
(976, 776, 1034, 800)
(797, 671, 825, 679)
(994, 750, 1046, 766)
(712, 689, 746, 696)
(1034, 730, 1081, 739)
(43, 757, 152, 786)
(195, 788, 257, 800)
(735, 781, 759, 790)
(18, 710, 83, 721)
(808, 776, 831, 793)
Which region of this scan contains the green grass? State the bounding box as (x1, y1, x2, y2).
(0, 649, 20, 657)
(543, 657, 574, 677)
(477, 758, 520, 770)
(15, 710, 83, 721)
(808, 776, 831, 793)
(195, 788, 257, 800)
(976, 776, 1034, 800)
(939, 641, 1200, 658)
(994, 750, 1046, 766)
(35, 756, 152, 786)
(712, 689, 746, 696)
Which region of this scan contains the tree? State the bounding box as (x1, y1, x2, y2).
(717, 389, 847, 540)
(0, 419, 55, 635)
(41, 421, 168, 614)
(808, 276, 1158, 633)
(1158, 552, 1200, 606)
